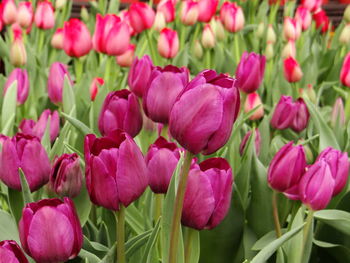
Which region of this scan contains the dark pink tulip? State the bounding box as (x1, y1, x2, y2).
(63, 19, 92, 58)
(146, 136, 180, 194)
(313, 9, 330, 34)
(220, 2, 245, 33)
(299, 160, 335, 210)
(182, 158, 233, 230)
(4, 68, 29, 105)
(119, 9, 136, 36)
(290, 98, 309, 132)
(128, 55, 154, 98)
(17, 2, 33, 28)
(34, 0, 54, 30)
(98, 89, 142, 138)
(19, 109, 59, 142)
(48, 62, 72, 105)
(0, 133, 51, 192)
(197, 0, 218, 23)
(268, 142, 306, 197)
(270, 95, 298, 130)
(301, 0, 322, 13)
(284, 56, 303, 83)
(340, 52, 350, 87)
(129, 3, 155, 33)
(144, 65, 189, 124)
(295, 6, 312, 31)
(50, 153, 82, 198)
(92, 14, 130, 56)
(180, 0, 199, 26)
(157, 0, 175, 23)
(169, 70, 240, 155)
(239, 128, 261, 156)
(0, 240, 28, 263)
(84, 131, 147, 210)
(19, 198, 83, 262)
(316, 148, 349, 196)
(236, 52, 266, 94)
(158, 28, 179, 59)
(1, 0, 16, 25)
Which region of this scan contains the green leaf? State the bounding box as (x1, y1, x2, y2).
(251, 224, 305, 263)
(141, 217, 161, 263)
(8, 188, 24, 224)
(314, 209, 350, 236)
(62, 75, 76, 116)
(252, 230, 286, 251)
(61, 111, 93, 136)
(125, 204, 145, 235)
(125, 230, 153, 257)
(100, 242, 116, 263)
(78, 249, 101, 263)
(82, 236, 109, 259)
(73, 181, 92, 227)
(1, 81, 17, 135)
(185, 229, 200, 263)
(0, 210, 20, 242)
(19, 169, 33, 204)
(41, 116, 51, 153)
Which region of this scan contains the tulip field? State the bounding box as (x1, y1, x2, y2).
(1, 0, 350, 262)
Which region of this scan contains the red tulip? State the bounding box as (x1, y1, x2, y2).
(197, 0, 218, 23)
(158, 28, 179, 59)
(34, 0, 54, 30)
(340, 52, 350, 87)
(313, 9, 330, 33)
(220, 2, 245, 33)
(129, 3, 155, 33)
(157, 0, 175, 23)
(90, 77, 104, 101)
(63, 19, 92, 57)
(283, 56, 303, 83)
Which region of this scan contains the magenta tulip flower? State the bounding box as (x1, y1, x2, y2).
(0, 133, 51, 192)
(299, 160, 335, 210)
(270, 95, 298, 130)
(50, 153, 82, 198)
(4, 68, 29, 105)
(48, 62, 72, 105)
(169, 69, 240, 155)
(0, 240, 28, 263)
(182, 158, 233, 230)
(290, 98, 309, 132)
(128, 55, 154, 98)
(19, 198, 83, 262)
(239, 128, 261, 156)
(235, 52, 266, 94)
(128, 3, 155, 33)
(143, 65, 189, 124)
(84, 130, 147, 210)
(146, 136, 180, 194)
(98, 89, 142, 138)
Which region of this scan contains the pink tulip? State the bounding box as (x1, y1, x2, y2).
(17, 2, 32, 28)
(301, 0, 322, 13)
(119, 9, 136, 36)
(340, 52, 350, 87)
(295, 6, 312, 31)
(180, 0, 199, 26)
(220, 2, 245, 33)
(158, 28, 179, 59)
(0, 240, 28, 263)
(157, 0, 175, 23)
(197, 0, 218, 23)
(93, 14, 130, 56)
(34, 0, 54, 30)
(129, 3, 155, 33)
(116, 44, 135, 67)
(283, 17, 301, 41)
(284, 56, 303, 83)
(244, 92, 264, 120)
(4, 68, 29, 105)
(51, 28, 64, 50)
(1, 0, 16, 25)
(90, 77, 104, 101)
(10, 27, 26, 67)
(63, 19, 92, 57)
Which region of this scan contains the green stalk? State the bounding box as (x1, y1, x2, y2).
(234, 33, 241, 67)
(205, 49, 211, 69)
(154, 194, 163, 222)
(104, 56, 114, 90)
(300, 209, 314, 262)
(37, 30, 45, 54)
(74, 58, 83, 83)
(184, 228, 197, 263)
(168, 151, 194, 263)
(146, 30, 158, 65)
(116, 205, 126, 263)
(272, 191, 282, 238)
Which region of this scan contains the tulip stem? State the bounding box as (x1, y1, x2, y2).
(146, 30, 157, 66)
(272, 191, 282, 238)
(74, 58, 83, 83)
(154, 193, 163, 222)
(37, 30, 45, 54)
(184, 228, 197, 263)
(303, 209, 314, 245)
(116, 205, 126, 263)
(168, 151, 194, 263)
(234, 33, 240, 68)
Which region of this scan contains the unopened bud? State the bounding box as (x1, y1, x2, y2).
(256, 22, 265, 38)
(265, 42, 274, 60)
(55, 0, 67, 10)
(344, 5, 350, 22)
(193, 40, 203, 58)
(153, 12, 166, 32)
(81, 6, 89, 22)
(267, 24, 276, 44)
(339, 24, 350, 45)
(201, 24, 216, 49)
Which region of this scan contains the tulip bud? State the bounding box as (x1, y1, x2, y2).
(281, 40, 296, 59)
(116, 44, 135, 68)
(63, 19, 92, 57)
(236, 52, 266, 93)
(256, 22, 265, 38)
(283, 17, 301, 41)
(17, 2, 33, 28)
(284, 56, 303, 83)
(339, 24, 350, 45)
(51, 28, 64, 49)
(265, 42, 274, 60)
(157, 0, 175, 23)
(331, 98, 345, 128)
(55, 0, 67, 10)
(0, 133, 51, 192)
(48, 62, 73, 105)
(244, 92, 264, 120)
(182, 158, 233, 230)
(2, 0, 16, 25)
(313, 9, 330, 33)
(119, 9, 135, 36)
(169, 69, 240, 155)
(153, 12, 166, 32)
(90, 77, 104, 101)
(19, 198, 83, 262)
(210, 16, 225, 41)
(181, 0, 199, 26)
(301, 0, 322, 13)
(81, 6, 89, 22)
(158, 28, 179, 59)
(0, 240, 28, 263)
(4, 68, 29, 105)
(220, 2, 245, 33)
(84, 131, 148, 210)
(295, 6, 312, 31)
(303, 84, 317, 103)
(10, 29, 26, 67)
(143, 65, 189, 123)
(92, 14, 130, 56)
(98, 89, 142, 138)
(50, 153, 82, 198)
(316, 147, 350, 196)
(340, 52, 350, 87)
(201, 24, 216, 49)
(268, 142, 306, 199)
(344, 5, 350, 22)
(290, 98, 310, 132)
(34, 0, 55, 30)
(193, 40, 203, 59)
(128, 55, 154, 98)
(271, 95, 298, 130)
(239, 128, 261, 156)
(267, 24, 276, 44)
(129, 3, 155, 33)
(146, 137, 180, 193)
(197, 0, 219, 23)
(299, 160, 334, 210)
